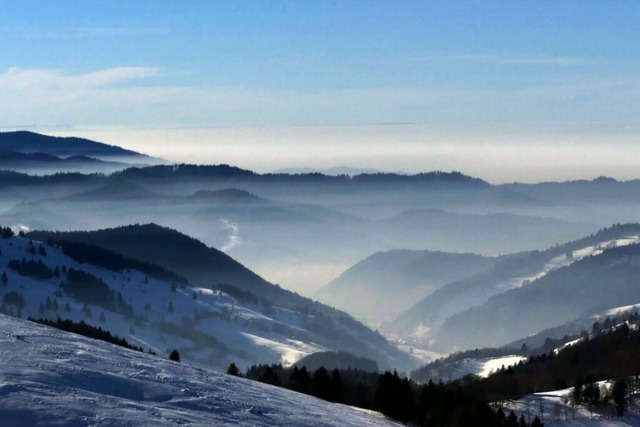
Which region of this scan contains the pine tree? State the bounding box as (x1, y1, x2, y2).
(169, 349, 181, 362)
(226, 363, 241, 377)
(612, 378, 627, 417)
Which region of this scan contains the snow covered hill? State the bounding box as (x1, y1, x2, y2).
(0, 231, 411, 372)
(0, 314, 399, 426)
(504, 385, 640, 426)
(390, 224, 640, 352)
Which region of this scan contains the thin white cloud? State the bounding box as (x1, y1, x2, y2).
(418, 52, 583, 66)
(0, 66, 158, 93)
(76, 27, 168, 37)
(0, 66, 638, 132)
(498, 56, 581, 66)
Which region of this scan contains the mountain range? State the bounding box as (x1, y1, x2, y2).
(380, 223, 640, 353)
(0, 131, 162, 173)
(2, 130, 640, 378)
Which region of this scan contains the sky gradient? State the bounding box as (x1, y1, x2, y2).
(1, 1, 639, 182)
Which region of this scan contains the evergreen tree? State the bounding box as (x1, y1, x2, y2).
(169, 349, 181, 362)
(505, 410, 519, 427)
(329, 368, 343, 402)
(573, 375, 583, 402)
(226, 363, 241, 377)
(313, 367, 332, 400)
(583, 375, 600, 405)
(612, 378, 627, 417)
(1, 271, 7, 286)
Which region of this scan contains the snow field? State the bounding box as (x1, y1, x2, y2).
(0, 314, 400, 426)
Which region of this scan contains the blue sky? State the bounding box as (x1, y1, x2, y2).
(1, 1, 639, 182)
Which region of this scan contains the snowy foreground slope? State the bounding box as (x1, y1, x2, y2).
(0, 314, 399, 427)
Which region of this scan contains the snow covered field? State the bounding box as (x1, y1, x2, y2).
(455, 355, 528, 379)
(504, 386, 640, 426)
(0, 314, 400, 426)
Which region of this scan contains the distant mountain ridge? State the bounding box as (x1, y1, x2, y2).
(0, 131, 164, 174)
(316, 250, 499, 323)
(435, 240, 640, 351)
(0, 131, 149, 159)
(386, 223, 640, 352)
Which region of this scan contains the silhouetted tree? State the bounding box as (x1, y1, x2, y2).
(169, 349, 181, 362)
(612, 378, 627, 417)
(226, 363, 241, 377)
(313, 367, 332, 400)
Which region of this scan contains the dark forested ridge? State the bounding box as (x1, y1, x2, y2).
(294, 351, 379, 372)
(28, 224, 271, 295)
(239, 320, 640, 425)
(240, 363, 542, 427)
(0, 131, 148, 159)
(456, 322, 640, 403)
(28, 317, 144, 353)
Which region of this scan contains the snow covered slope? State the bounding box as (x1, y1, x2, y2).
(0, 232, 409, 372)
(391, 225, 640, 351)
(504, 385, 640, 426)
(0, 314, 400, 427)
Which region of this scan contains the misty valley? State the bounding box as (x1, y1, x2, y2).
(2, 131, 640, 426)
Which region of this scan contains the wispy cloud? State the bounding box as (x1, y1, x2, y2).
(473, 53, 583, 66)
(0, 66, 159, 91)
(0, 66, 637, 132)
(418, 52, 583, 66)
(77, 27, 168, 37)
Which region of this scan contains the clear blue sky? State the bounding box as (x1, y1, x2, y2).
(1, 1, 639, 181)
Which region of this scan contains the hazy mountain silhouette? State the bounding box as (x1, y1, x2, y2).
(316, 250, 499, 323)
(436, 240, 640, 351)
(65, 179, 159, 201)
(0, 131, 151, 160)
(389, 223, 640, 352)
(370, 209, 597, 255)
